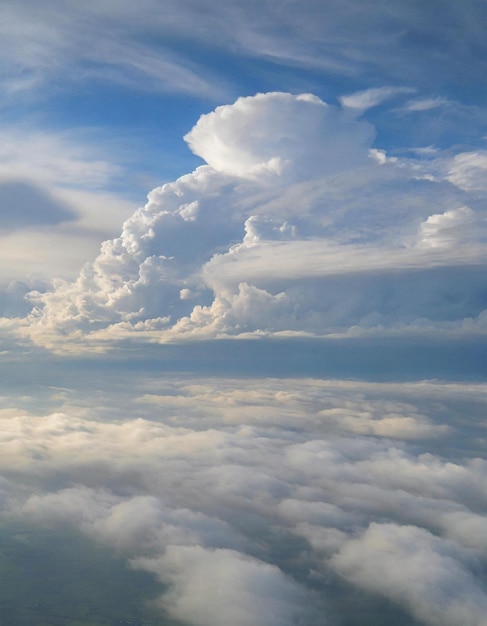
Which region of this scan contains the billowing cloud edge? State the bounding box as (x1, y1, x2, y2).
(1, 91, 485, 353)
(1, 375, 487, 625)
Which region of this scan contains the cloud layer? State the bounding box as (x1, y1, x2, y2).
(1, 5, 485, 626)
(1, 376, 486, 625)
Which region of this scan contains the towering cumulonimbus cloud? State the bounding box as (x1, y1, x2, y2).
(20, 91, 487, 351)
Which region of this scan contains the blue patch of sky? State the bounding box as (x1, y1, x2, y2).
(25, 86, 207, 198)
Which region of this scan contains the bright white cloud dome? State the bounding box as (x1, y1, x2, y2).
(184, 92, 375, 180)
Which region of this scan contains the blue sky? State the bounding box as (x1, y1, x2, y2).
(0, 2, 487, 626)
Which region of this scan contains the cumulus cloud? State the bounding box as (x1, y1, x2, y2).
(185, 92, 375, 179)
(3, 91, 484, 352)
(1, 5, 486, 624)
(418, 206, 481, 248)
(0, 376, 486, 625)
(331, 523, 487, 626)
(447, 151, 487, 192)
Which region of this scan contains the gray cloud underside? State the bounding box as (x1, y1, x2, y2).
(0, 180, 77, 230)
(1, 376, 486, 626)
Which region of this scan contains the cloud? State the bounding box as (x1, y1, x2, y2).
(9, 91, 485, 352)
(402, 97, 450, 112)
(339, 86, 415, 113)
(331, 523, 487, 626)
(0, 180, 76, 231)
(132, 546, 308, 626)
(418, 206, 481, 248)
(447, 151, 487, 192)
(2, 0, 487, 105)
(0, 0, 227, 102)
(0, 126, 122, 190)
(0, 5, 485, 623)
(0, 124, 136, 290)
(184, 92, 375, 179)
(0, 122, 138, 244)
(0, 376, 486, 625)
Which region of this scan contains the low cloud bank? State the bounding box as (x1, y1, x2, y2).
(1, 377, 486, 625)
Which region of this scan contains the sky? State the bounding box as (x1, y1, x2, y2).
(0, 1, 486, 625)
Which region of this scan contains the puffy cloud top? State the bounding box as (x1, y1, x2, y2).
(2, 376, 487, 626)
(11, 91, 487, 352)
(184, 92, 375, 180)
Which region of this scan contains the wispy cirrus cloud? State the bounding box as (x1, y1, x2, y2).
(401, 97, 450, 112)
(0, 1, 228, 102)
(2, 0, 487, 104)
(339, 86, 416, 113)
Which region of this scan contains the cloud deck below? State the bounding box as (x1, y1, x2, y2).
(1, 372, 486, 626)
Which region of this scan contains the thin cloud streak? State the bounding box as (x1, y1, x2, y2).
(2, 0, 487, 104)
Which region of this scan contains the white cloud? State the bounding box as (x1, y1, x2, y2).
(185, 92, 375, 180)
(447, 151, 487, 192)
(339, 86, 415, 113)
(331, 523, 487, 626)
(418, 206, 481, 248)
(2, 0, 486, 104)
(0, 125, 136, 289)
(0, 376, 486, 624)
(0, 126, 121, 190)
(2, 91, 484, 352)
(402, 97, 450, 112)
(132, 546, 308, 626)
(0, 0, 227, 102)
